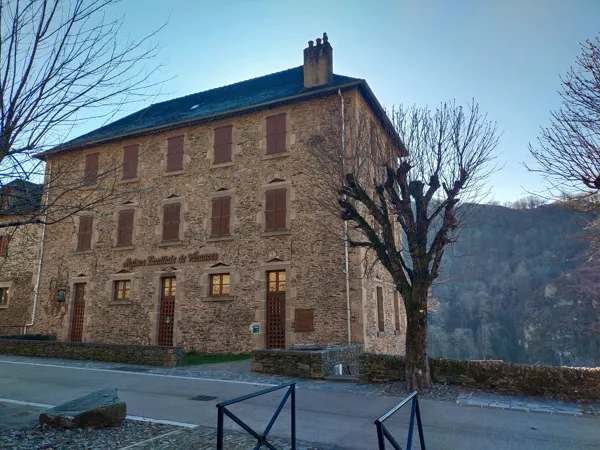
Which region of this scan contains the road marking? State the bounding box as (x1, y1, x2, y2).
(0, 397, 199, 428)
(0, 359, 278, 387)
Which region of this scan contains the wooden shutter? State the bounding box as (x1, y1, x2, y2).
(394, 292, 401, 331)
(0, 234, 9, 256)
(166, 136, 184, 172)
(265, 189, 287, 231)
(77, 216, 93, 251)
(211, 196, 230, 237)
(376, 287, 384, 332)
(214, 126, 233, 164)
(266, 114, 286, 155)
(117, 209, 135, 246)
(83, 153, 99, 185)
(122, 145, 139, 180)
(162, 203, 181, 241)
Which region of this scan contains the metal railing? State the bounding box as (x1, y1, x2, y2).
(216, 382, 296, 450)
(374, 391, 426, 450)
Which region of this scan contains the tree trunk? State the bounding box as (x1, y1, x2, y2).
(404, 287, 432, 390)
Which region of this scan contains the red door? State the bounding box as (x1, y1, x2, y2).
(158, 277, 176, 346)
(70, 283, 86, 342)
(266, 271, 286, 349)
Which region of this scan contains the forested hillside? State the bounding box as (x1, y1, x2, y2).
(428, 203, 599, 367)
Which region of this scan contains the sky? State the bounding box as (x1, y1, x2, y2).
(89, 0, 600, 202)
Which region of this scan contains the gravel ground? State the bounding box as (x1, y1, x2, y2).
(131, 425, 335, 450)
(377, 381, 473, 403)
(0, 420, 180, 450)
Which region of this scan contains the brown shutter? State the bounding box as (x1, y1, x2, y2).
(394, 292, 401, 331)
(220, 196, 230, 236)
(77, 216, 93, 251)
(276, 189, 286, 229)
(83, 153, 99, 185)
(266, 114, 286, 155)
(166, 136, 184, 172)
(211, 198, 222, 237)
(265, 190, 276, 230)
(162, 203, 181, 241)
(377, 287, 384, 332)
(0, 234, 9, 256)
(117, 209, 135, 246)
(122, 145, 139, 180)
(214, 126, 232, 164)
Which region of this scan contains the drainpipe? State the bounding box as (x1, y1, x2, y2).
(24, 161, 51, 334)
(339, 89, 352, 345)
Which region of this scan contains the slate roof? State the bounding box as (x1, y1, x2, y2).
(39, 66, 364, 157)
(0, 179, 43, 215)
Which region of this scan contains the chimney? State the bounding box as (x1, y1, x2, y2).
(303, 32, 333, 89)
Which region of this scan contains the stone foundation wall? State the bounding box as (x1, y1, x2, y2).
(359, 353, 600, 400)
(0, 340, 182, 367)
(252, 344, 364, 378)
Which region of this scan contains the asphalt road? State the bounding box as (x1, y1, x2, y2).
(0, 357, 598, 449)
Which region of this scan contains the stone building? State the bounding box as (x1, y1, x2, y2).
(0, 180, 42, 335)
(26, 35, 407, 353)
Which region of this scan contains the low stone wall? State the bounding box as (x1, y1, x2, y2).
(359, 353, 600, 400)
(0, 339, 183, 367)
(252, 344, 363, 379)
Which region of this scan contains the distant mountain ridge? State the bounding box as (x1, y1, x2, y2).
(428, 202, 599, 367)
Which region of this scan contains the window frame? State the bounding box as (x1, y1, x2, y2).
(0, 286, 9, 307)
(113, 279, 131, 301)
(122, 144, 139, 180)
(161, 201, 181, 242)
(210, 196, 231, 238)
(116, 208, 135, 247)
(209, 273, 231, 297)
(264, 188, 287, 231)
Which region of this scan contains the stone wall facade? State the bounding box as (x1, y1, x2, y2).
(359, 353, 600, 401)
(0, 339, 182, 366)
(252, 344, 364, 378)
(30, 87, 406, 355)
(0, 215, 41, 335)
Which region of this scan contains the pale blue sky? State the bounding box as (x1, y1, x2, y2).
(99, 0, 600, 202)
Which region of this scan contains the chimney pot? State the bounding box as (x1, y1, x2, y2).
(308, 40, 314, 48)
(323, 32, 328, 43)
(316, 38, 322, 46)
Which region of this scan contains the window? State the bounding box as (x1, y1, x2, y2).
(267, 270, 286, 292)
(210, 273, 230, 296)
(77, 216, 93, 251)
(166, 135, 184, 172)
(0, 189, 11, 210)
(0, 234, 9, 256)
(0, 287, 8, 306)
(394, 291, 401, 331)
(211, 197, 230, 237)
(162, 203, 181, 241)
(122, 145, 139, 180)
(113, 280, 131, 301)
(83, 153, 99, 185)
(266, 113, 287, 155)
(265, 189, 286, 231)
(376, 286, 384, 332)
(117, 209, 134, 246)
(214, 126, 232, 164)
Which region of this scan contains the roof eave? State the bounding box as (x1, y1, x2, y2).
(36, 80, 365, 160)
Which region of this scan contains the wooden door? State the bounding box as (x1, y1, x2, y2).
(266, 270, 286, 349)
(70, 283, 86, 342)
(158, 277, 176, 346)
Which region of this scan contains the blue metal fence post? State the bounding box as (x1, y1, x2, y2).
(405, 397, 417, 450)
(217, 405, 224, 450)
(375, 421, 386, 450)
(415, 397, 426, 450)
(291, 384, 296, 449)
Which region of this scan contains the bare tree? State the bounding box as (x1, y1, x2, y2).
(309, 100, 499, 389)
(0, 0, 163, 229)
(529, 35, 600, 255)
